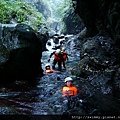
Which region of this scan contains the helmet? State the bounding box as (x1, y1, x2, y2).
(45, 63, 50, 67)
(61, 47, 65, 52)
(61, 48, 65, 52)
(64, 77, 73, 82)
(56, 49, 61, 54)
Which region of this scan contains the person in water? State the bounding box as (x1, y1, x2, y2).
(60, 47, 68, 69)
(62, 77, 81, 110)
(44, 63, 59, 74)
(48, 49, 63, 71)
(62, 77, 78, 97)
(44, 63, 55, 74)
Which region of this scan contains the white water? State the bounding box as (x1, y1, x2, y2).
(44, 0, 71, 34)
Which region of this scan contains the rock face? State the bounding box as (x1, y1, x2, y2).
(23, 0, 51, 19)
(0, 24, 43, 86)
(63, 8, 84, 34)
(71, 34, 120, 115)
(37, 30, 49, 51)
(35, 0, 51, 19)
(71, 0, 120, 115)
(74, 0, 120, 39)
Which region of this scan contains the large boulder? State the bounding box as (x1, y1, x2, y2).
(63, 8, 84, 34)
(74, 0, 99, 37)
(0, 24, 43, 86)
(70, 0, 120, 115)
(37, 31, 49, 51)
(74, 0, 120, 40)
(71, 35, 120, 114)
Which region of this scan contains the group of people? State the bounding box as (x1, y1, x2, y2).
(44, 47, 79, 98)
(44, 47, 68, 75)
(48, 47, 68, 71)
(45, 65, 79, 97)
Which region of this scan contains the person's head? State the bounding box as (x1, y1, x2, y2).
(64, 77, 73, 87)
(61, 47, 65, 53)
(45, 63, 51, 70)
(56, 49, 61, 54)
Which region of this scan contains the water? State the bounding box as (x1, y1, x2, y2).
(0, 34, 80, 115)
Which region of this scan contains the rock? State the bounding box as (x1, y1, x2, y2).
(37, 30, 49, 51)
(63, 8, 84, 34)
(35, 0, 51, 19)
(0, 23, 43, 86)
(71, 32, 120, 114)
(74, 0, 99, 37)
(74, 0, 120, 40)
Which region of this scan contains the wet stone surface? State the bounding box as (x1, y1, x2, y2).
(0, 34, 81, 115)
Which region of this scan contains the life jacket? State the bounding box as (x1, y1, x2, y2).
(62, 52, 67, 61)
(54, 52, 61, 62)
(62, 86, 78, 96)
(45, 69, 54, 74)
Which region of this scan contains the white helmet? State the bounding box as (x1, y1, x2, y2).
(64, 77, 73, 82)
(61, 47, 65, 51)
(45, 63, 50, 67)
(56, 49, 61, 54)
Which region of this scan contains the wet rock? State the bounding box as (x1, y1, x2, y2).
(0, 24, 43, 86)
(75, 0, 120, 41)
(37, 25, 49, 51)
(74, 0, 99, 37)
(63, 8, 84, 34)
(72, 32, 120, 114)
(0, 33, 82, 115)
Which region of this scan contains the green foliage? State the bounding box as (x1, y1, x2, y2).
(0, 0, 44, 30)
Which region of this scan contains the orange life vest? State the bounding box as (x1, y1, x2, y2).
(62, 86, 78, 96)
(45, 69, 54, 74)
(54, 53, 61, 61)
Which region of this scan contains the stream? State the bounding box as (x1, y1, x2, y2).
(0, 34, 81, 115)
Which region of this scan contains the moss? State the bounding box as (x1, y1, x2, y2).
(0, 0, 44, 30)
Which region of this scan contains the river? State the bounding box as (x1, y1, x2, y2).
(0, 34, 81, 115)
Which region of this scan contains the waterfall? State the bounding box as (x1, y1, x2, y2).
(44, 0, 71, 35)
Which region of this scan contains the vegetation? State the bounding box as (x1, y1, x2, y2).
(0, 0, 73, 31)
(39, 0, 72, 33)
(0, 0, 44, 30)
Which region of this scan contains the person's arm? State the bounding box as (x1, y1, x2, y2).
(50, 52, 54, 58)
(62, 87, 66, 97)
(48, 52, 55, 62)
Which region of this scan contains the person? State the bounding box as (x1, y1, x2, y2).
(44, 63, 60, 75)
(44, 63, 55, 74)
(62, 77, 80, 110)
(60, 47, 68, 69)
(48, 49, 63, 71)
(62, 77, 78, 97)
